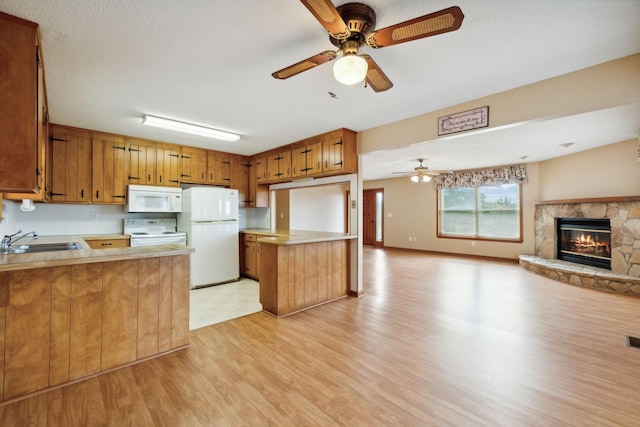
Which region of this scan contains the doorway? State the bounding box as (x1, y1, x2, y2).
(363, 188, 383, 247)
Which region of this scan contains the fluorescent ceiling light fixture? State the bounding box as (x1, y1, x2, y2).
(142, 115, 240, 141)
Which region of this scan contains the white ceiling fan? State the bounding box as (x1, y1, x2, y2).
(392, 159, 453, 182)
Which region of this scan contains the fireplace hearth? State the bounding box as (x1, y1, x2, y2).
(524, 198, 640, 296)
(557, 217, 611, 270)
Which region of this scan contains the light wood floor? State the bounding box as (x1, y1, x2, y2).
(1, 247, 639, 426)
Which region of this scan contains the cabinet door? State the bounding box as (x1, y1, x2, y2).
(247, 159, 257, 207)
(0, 14, 41, 193)
(49, 128, 92, 203)
(254, 156, 268, 184)
(127, 139, 156, 186)
(244, 240, 257, 279)
(4, 268, 51, 400)
(92, 135, 127, 203)
(156, 146, 181, 187)
(323, 136, 344, 174)
(230, 154, 250, 207)
(267, 153, 280, 183)
(291, 145, 307, 178)
(207, 151, 231, 186)
(306, 141, 323, 175)
(279, 149, 292, 181)
(181, 147, 207, 184)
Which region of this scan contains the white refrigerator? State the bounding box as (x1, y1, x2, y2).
(178, 187, 240, 289)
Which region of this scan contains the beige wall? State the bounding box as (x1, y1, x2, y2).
(358, 54, 640, 155)
(365, 138, 640, 259)
(364, 164, 540, 260)
(358, 54, 640, 260)
(538, 138, 640, 200)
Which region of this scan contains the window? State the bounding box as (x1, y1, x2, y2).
(438, 184, 522, 241)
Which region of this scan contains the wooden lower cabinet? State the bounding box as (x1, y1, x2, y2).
(0, 254, 190, 403)
(260, 240, 349, 317)
(242, 234, 259, 280)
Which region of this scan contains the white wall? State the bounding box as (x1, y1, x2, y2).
(289, 183, 348, 233)
(0, 201, 130, 237)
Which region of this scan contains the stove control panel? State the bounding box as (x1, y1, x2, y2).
(124, 218, 178, 234)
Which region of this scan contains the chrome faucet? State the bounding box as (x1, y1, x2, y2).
(0, 230, 39, 254)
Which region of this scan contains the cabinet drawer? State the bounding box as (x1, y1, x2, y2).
(244, 234, 257, 242)
(86, 239, 129, 249)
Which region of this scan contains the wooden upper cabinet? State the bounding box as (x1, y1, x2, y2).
(267, 149, 292, 183)
(254, 156, 268, 184)
(92, 134, 127, 204)
(306, 141, 323, 176)
(323, 128, 357, 175)
(48, 125, 92, 203)
(230, 154, 250, 206)
(207, 151, 231, 186)
(126, 139, 157, 186)
(0, 12, 47, 194)
(180, 146, 207, 184)
(292, 139, 322, 177)
(156, 144, 181, 187)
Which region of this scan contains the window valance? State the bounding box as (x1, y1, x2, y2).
(433, 164, 528, 190)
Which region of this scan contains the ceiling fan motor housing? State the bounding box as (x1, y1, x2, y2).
(330, 3, 377, 47)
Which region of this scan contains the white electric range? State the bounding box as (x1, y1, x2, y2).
(124, 219, 187, 247)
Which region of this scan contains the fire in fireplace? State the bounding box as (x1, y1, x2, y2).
(557, 218, 611, 269)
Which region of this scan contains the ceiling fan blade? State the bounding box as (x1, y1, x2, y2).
(300, 0, 350, 39)
(272, 51, 337, 80)
(366, 6, 464, 49)
(362, 55, 393, 92)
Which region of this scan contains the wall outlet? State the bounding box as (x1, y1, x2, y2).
(90, 212, 98, 221)
(471, 241, 476, 247)
(408, 236, 412, 241)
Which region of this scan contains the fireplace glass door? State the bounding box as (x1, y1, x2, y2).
(557, 218, 611, 269)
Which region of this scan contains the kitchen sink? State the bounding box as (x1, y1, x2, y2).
(8, 242, 81, 254)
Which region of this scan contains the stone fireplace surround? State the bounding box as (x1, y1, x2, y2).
(519, 197, 640, 296)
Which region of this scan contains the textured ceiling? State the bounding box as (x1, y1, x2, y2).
(1, 0, 639, 180)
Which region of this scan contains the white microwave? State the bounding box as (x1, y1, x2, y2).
(126, 185, 183, 213)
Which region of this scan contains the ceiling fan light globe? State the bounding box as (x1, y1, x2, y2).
(333, 54, 368, 85)
(410, 175, 419, 183)
(422, 175, 432, 182)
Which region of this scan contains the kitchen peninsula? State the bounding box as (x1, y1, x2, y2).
(242, 230, 357, 317)
(0, 236, 193, 403)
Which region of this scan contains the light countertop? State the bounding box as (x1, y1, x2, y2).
(0, 234, 193, 272)
(241, 229, 357, 245)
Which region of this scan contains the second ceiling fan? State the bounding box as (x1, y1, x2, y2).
(272, 1, 464, 92)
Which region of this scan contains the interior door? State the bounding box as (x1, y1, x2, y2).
(363, 188, 383, 247)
